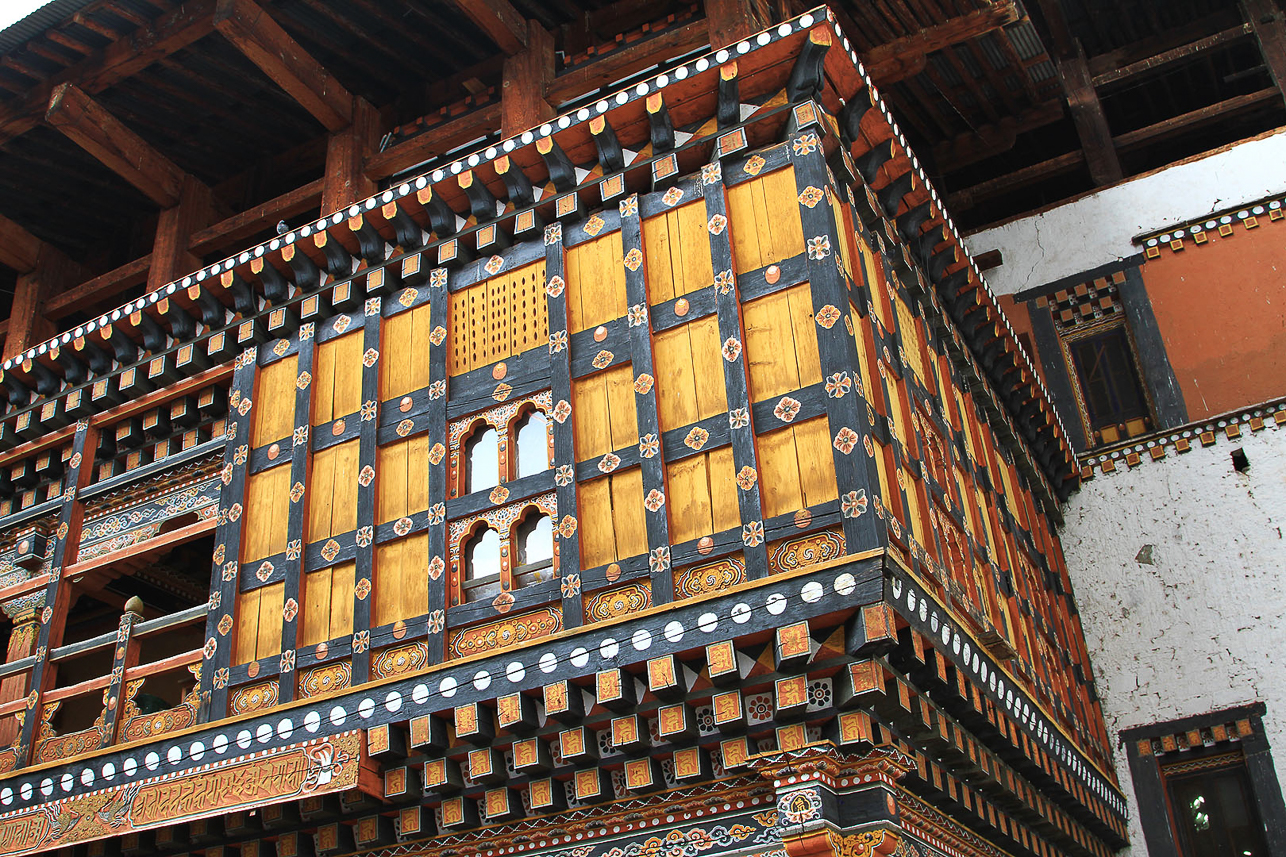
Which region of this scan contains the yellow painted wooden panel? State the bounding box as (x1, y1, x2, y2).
(250, 355, 298, 447)
(652, 317, 726, 432)
(572, 372, 612, 461)
(895, 297, 925, 385)
(665, 455, 712, 545)
(300, 560, 356, 647)
(604, 364, 638, 450)
(793, 416, 837, 508)
(727, 167, 804, 271)
(242, 465, 290, 561)
(707, 446, 739, 532)
(743, 284, 823, 402)
(255, 582, 284, 661)
(374, 534, 428, 627)
(312, 331, 363, 424)
(381, 304, 434, 400)
(308, 444, 337, 541)
(508, 261, 548, 355)
(232, 587, 260, 666)
(642, 202, 713, 303)
(577, 477, 614, 568)
(328, 440, 359, 536)
(757, 424, 804, 518)
(609, 467, 646, 560)
(566, 232, 626, 333)
(377, 440, 408, 524)
(448, 262, 548, 376)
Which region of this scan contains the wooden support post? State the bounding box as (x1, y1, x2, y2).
(322, 97, 379, 214)
(706, 0, 760, 50)
(500, 20, 554, 137)
(276, 326, 316, 705)
(0, 217, 84, 360)
(617, 195, 672, 603)
(1243, 0, 1286, 97)
(424, 264, 450, 662)
(15, 419, 97, 766)
(701, 164, 769, 579)
(350, 297, 382, 682)
(149, 175, 215, 292)
(100, 604, 142, 742)
(543, 223, 584, 627)
(1057, 45, 1122, 186)
(0, 600, 41, 746)
(788, 116, 885, 553)
(198, 348, 258, 720)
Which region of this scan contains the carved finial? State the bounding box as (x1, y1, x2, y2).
(124, 595, 144, 616)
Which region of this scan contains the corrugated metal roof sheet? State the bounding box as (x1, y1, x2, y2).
(0, 0, 95, 57)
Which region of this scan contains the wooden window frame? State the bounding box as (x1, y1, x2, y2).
(1058, 316, 1156, 447)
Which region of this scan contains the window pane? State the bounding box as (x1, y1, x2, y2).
(464, 527, 501, 581)
(1069, 326, 1149, 430)
(515, 411, 550, 478)
(1167, 763, 1269, 857)
(517, 514, 553, 567)
(464, 427, 500, 493)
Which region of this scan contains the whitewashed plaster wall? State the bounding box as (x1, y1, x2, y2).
(1060, 424, 1286, 854)
(965, 128, 1286, 296)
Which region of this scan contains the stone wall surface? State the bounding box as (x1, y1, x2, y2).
(1061, 425, 1286, 854)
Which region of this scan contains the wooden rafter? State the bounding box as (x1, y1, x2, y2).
(863, 2, 1021, 85)
(0, 214, 44, 273)
(934, 101, 1066, 171)
(450, 0, 528, 56)
(1243, 0, 1286, 97)
(1092, 24, 1252, 88)
(213, 0, 354, 132)
(45, 83, 188, 207)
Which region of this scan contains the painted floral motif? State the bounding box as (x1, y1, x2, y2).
(354, 577, 372, 600)
(715, 269, 735, 295)
(321, 539, 341, 562)
(428, 379, 446, 399)
(361, 400, 378, 421)
(558, 515, 578, 538)
(742, 520, 765, 547)
(707, 213, 727, 235)
(798, 186, 824, 208)
(428, 503, 446, 525)
(552, 400, 572, 423)
(273, 339, 290, 357)
(592, 350, 614, 369)
(583, 214, 606, 237)
(356, 526, 374, 548)
(815, 304, 841, 329)
(394, 516, 414, 536)
(743, 154, 766, 176)
(807, 235, 831, 260)
(217, 613, 233, 635)
(662, 187, 684, 207)
(362, 347, 379, 368)
(490, 485, 510, 505)
(222, 560, 238, 581)
(233, 444, 249, 465)
(864, 435, 876, 458)
(598, 453, 621, 473)
(644, 489, 665, 512)
(213, 667, 229, 689)
(702, 162, 722, 184)
(555, 465, 574, 486)
(736, 465, 758, 490)
(493, 382, 513, 402)
(299, 322, 315, 340)
(296, 371, 312, 390)
(792, 132, 820, 155)
(213, 544, 226, 564)
(237, 397, 253, 417)
(774, 397, 801, 423)
(294, 426, 309, 446)
(619, 196, 639, 217)
(485, 255, 505, 275)
(684, 427, 709, 450)
(424, 443, 445, 466)
(333, 315, 351, 335)
(639, 433, 659, 458)
(286, 540, 302, 560)
(826, 372, 852, 398)
(256, 561, 274, 582)
(550, 331, 568, 352)
(627, 303, 648, 327)
(721, 336, 742, 362)
(428, 609, 445, 633)
(429, 556, 445, 580)
(633, 373, 654, 394)
(358, 465, 375, 487)
(203, 638, 217, 659)
(399, 288, 418, 307)
(842, 489, 869, 519)
(833, 427, 859, 454)
(429, 326, 447, 346)
(280, 649, 295, 673)
(397, 419, 414, 437)
(624, 248, 644, 272)
(649, 546, 671, 572)
(493, 590, 515, 613)
(729, 408, 750, 429)
(352, 630, 370, 653)
(561, 574, 581, 598)
(544, 223, 562, 244)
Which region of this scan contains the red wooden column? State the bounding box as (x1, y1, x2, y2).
(322, 96, 380, 213)
(501, 20, 554, 137)
(706, 0, 762, 49)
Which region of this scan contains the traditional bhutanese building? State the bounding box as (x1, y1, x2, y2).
(0, 1, 1279, 856)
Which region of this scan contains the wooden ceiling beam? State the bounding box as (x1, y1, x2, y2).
(1092, 24, 1252, 88)
(45, 82, 188, 207)
(213, 0, 354, 132)
(1087, 9, 1247, 79)
(863, 2, 1021, 86)
(947, 150, 1084, 211)
(0, 214, 45, 273)
(450, 0, 528, 56)
(1243, 0, 1286, 97)
(0, 0, 216, 148)
(933, 100, 1066, 171)
(1112, 87, 1280, 151)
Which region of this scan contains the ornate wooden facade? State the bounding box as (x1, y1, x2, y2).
(0, 9, 1125, 857)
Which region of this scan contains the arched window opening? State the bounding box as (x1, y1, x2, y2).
(463, 526, 503, 603)
(513, 512, 554, 589)
(514, 410, 550, 479)
(464, 425, 500, 495)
